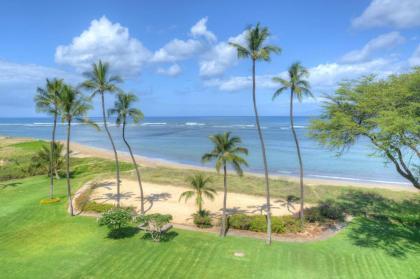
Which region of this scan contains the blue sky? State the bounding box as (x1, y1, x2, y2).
(0, 0, 419, 117)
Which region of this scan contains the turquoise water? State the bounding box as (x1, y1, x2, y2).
(0, 116, 411, 186)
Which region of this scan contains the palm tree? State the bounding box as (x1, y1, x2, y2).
(272, 62, 313, 225)
(59, 84, 98, 216)
(108, 91, 145, 214)
(81, 60, 123, 207)
(202, 132, 248, 236)
(179, 174, 216, 213)
(229, 23, 281, 244)
(34, 78, 64, 199)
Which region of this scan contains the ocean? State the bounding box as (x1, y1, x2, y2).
(0, 116, 411, 186)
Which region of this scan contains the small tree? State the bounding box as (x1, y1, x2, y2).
(30, 142, 65, 178)
(137, 214, 173, 242)
(99, 208, 132, 230)
(179, 174, 216, 213)
(309, 69, 420, 189)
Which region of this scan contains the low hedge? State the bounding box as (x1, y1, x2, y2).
(83, 201, 114, 213)
(229, 214, 302, 234)
(40, 197, 61, 205)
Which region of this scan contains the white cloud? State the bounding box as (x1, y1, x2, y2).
(190, 17, 217, 42)
(341, 32, 405, 63)
(150, 39, 203, 63)
(352, 0, 420, 29)
(199, 31, 247, 77)
(409, 45, 420, 66)
(156, 64, 182, 76)
(55, 16, 151, 76)
(205, 58, 401, 92)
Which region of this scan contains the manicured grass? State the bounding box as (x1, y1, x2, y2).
(1, 138, 419, 278)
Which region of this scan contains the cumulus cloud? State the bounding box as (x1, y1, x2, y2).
(341, 32, 405, 63)
(409, 45, 420, 66)
(205, 58, 401, 92)
(352, 0, 420, 29)
(156, 64, 182, 76)
(190, 17, 217, 42)
(150, 39, 204, 63)
(199, 31, 247, 77)
(55, 16, 151, 76)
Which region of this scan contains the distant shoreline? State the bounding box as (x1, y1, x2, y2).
(0, 135, 414, 192)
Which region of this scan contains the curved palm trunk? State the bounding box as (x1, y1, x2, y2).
(221, 164, 228, 237)
(66, 119, 74, 216)
(100, 93, 121, 207)
(252, 59, 272, 244)
(49, 112, 58, 198)
(122, 121, 144, 214)
(290, 91, 304, 225)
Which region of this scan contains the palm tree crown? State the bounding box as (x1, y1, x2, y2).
(179, 174, 216, 212)
(272, 62, 313, 101)
(202, 132, 248, 175)
(229, 23, 281, 61)
(108, 92, 144, 125)
(80, 60, 122, 97)
(60, 85, 93, 122)
(35, 78, 64, 115)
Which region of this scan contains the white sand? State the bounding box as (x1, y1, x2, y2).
(89, 179, 304, 225)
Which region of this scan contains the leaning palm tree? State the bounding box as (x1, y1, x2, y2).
(229, 23, 281, 244)
(272, 62, 313, 225)
(59, 84, 98, 216)
(81, 60, 122, 207)
(179, 174, 216, 213)
(108, 91, 145, 214)
(202, 132, 248, 236)
(34, 78, 64, 199)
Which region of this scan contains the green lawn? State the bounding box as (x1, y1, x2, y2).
(0, 139, 419, 278)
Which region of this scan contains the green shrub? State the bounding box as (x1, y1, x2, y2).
(229, 214, 252, 230)
(319, 199, 344, 221)
(228, 214, 301, 234)
(40, 197, 61, 205)
(193, 210, 212, 228)
(304, 207, 324, 223)
(98, 208, 132, 229)
(136, 213, 173, 242)
(83, 201, 114, 213)
(249, 215, 267, 232)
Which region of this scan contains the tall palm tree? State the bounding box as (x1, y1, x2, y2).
(202, 132, 248, 236)
(179, 174, 216, 213)
(272, 62, 313, 225)
(59, 84, 98, 216)
(229, 23, 281, 244)
(108, 91, 145, 214)
(81, 60, 123, 207)
(34, 78, 64, 199)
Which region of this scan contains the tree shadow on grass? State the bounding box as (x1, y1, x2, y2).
(107, 227, 140, 239)
(141, 231, 179, 242)
(0, 181, 22, 189)
(337, 191, 420, 258)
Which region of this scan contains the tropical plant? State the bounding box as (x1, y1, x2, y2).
(81, 60, 123, 206)
(29, 142, 65, 178)
(99, 208, 132, 230)
(272, 62, 313, 225)
(137, 213, 173, 242)
(309, 69, 420, 189)
(229, 23, 281, 244)
(34, 78, 64, 198)
(202, 132, 248, 236)
(179, 174, 216, 213)
(59, 84, 97, 216)
(108, 91, 145, 214)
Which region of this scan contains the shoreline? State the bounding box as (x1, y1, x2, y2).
(1, 135, 414, 192)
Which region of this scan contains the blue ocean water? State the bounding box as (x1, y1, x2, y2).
(0, 116, 411, 186)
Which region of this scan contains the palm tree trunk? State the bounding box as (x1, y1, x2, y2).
(289, 90, 304, 225)
(66, 120, 74, 216)
(122, 120, 144, 214)
(221, 163, 228, 237)
(49, 112, 57, 199)
(100, 93, 121, 207)
(252, 59, 272, 244)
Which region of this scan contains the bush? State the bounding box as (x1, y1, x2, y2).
(40, 197, 61, 205)
(98, 208, 132, 229)
(228, 214, 301, 234)
(83, 201, 114, 213)
(319, 199, 344, 221)
(193, 210, 212, 228)
(136, 213, 173, 242)
(304, 207, 324, 223)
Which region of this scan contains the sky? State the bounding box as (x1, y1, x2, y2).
(0, 0, 419, 117)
